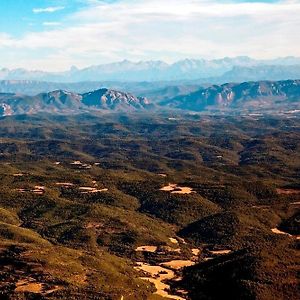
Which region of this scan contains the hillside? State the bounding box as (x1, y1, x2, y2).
(0, 113, 299, 299)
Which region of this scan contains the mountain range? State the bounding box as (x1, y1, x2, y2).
(0, 89, 150, 116)
(2, 56, 300, 83)
(161, 79, 300, 112)
(1, 79, 299, 116)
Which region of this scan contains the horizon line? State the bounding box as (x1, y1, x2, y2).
(1, 55, 300, 73)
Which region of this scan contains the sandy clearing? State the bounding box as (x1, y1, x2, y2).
(32, 186, 45, 194)
(160, 260, 195, 270)
(271, 228, 293, 236)
(15, 280, 44, 293)
(135, 262, 175, 280)
(141, 277, 185, 300)
(172, 248, 181, 253)
(209, 250, 231, 255)
(171, 187, 195, 194)
(79, 187, 108, 194)
(173, 276, 183, 282)
(203, 257, 213, 261)
(160, 184, 178, 191)
(135, 246, 158, 253)
(98, 189, 108, 192)
(34, 186, 45, 190)
(276, 188, 300, 195)
(33, 191, 44, 195)
(82, 165, 92, 169)
(70, 161, 92, 169)
(15, 186, 45, 195)
(135, 263, 185, 300)
(55, 182, 74, 187)
(134, 239, 205, 300)
(272, 228, 300, 240)
(79, 187, 97, 191)
(43, 285, 63, 295)
(177, 289, 188, 295)
(158, 173, 167, 177)
(192, 249, 200, 256)
(160, 183, 195, 194)
(71, 161, 82, 165)
(169, 238, 179, 244)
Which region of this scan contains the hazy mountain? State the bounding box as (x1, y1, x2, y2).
(218, 65, 300, 82)
(160, 79, 300, 111)
(0, 89, 151, 116)
(132, 85, 203, 102)
(2, 56, 300, 82)
(1, 79, 299, 116)
(0, 80, 200, 98)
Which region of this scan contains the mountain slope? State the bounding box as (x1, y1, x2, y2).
(1, 79, 300, 116)
(82, 88, 151, 110)
(161, 79, 300, 111)
(0, 89, 151, 116)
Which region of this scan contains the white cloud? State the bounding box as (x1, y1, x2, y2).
(43, 22, 61, 26)
(1, 0, 300, 70)
(33, 6, 65, 14)
(0, 33, 14, 48)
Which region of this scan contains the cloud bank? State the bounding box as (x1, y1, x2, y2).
(1, 0, 299, 70)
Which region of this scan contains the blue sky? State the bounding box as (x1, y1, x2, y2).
(0, 1, 88, 36)
(0, 0, 299, 70)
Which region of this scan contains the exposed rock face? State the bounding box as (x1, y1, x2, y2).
(0, 103, 13, 116)
(81, 88, 150, 110)
(161, 79, 300, 111)
(0, 89, 151, 116)
(0, 79, 299, 116)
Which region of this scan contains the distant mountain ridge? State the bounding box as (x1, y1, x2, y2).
(218, 65, 300, 82)
(0, 88, 151, 116)
(0, 79, 299, 116)
(2, 56, 300, 82)
(162, 79, 300, 111)
(0, 80, 202, 98)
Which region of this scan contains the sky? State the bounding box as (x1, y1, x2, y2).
(0, 0, 299, 71)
